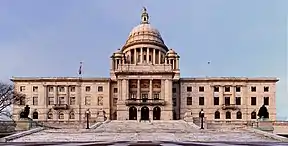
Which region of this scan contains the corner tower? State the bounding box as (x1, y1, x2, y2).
(110, 8, 180, 121)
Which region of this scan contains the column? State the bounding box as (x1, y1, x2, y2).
(127, 79, 129, 99)
(140, 48, 143, 63)
(219, 86, 224, 105)
(122, 79, 127, 100)
(110, 58, 114, 70)
(153, 49, 156, 64)
(158, 52, 161, 64)
(66, 86, 69, 105)
(231, 86, 235, 104)
(149, 80, 153, 99)
(137, 80, 141, 99)
(118, 80, 122, 100)
(134, 49, 137, 64)
(176, 57, 179, 69)
(147, 48, 150, 63)
(54, 86, 58, 104)
(161, 80, 165, 100)
(43, 85, 47, 107)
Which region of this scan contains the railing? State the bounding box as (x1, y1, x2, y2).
(221, 104, 239, 110)
(125, 99, 166, 106)
(114, 64, 173, 73)
(53, 104, 69, 110)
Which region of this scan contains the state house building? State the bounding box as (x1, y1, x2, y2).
(11, 8, 278, 122)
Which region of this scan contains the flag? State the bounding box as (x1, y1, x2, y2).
(78, 62, 82, 75)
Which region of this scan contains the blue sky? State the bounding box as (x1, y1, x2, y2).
(0, 0, 287, 119)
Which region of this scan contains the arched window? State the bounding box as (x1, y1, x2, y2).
(214, 111, 220, 119)
(226, 111, 231, 119)
(251, 111, 257, 119)
(32, 111, 38, 119)
(236, 111, 242, 119)
(47, 111, 53, 119)
(69, 111, 75, 119)
(58, 111, 64, 119)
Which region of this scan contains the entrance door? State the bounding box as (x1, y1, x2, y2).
(153, 106, 161, 120)
(129, 106, 137, 120)
(141, 106, 149, 120)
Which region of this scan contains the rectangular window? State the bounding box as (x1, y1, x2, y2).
(251, 97, 256, 105)
(85, 86, 91, 92)
(113, 98, 117, 106)
(225, 86, 230, 92)
(113, 88, 118, 93)
(153, 93, 160, 100)
(70, 86, 76, 92)
(214, 86, 219, 92)
(98, 86, 103, 92)
(173, 98, 176, 106)
(251, 86, 256, 92)
(214, 97, 219, 105)
(187, 86, 192, 92)
(172, 88, 176, 93)
(48, 86, 54, 92)
(235, 97, 241, 105)
(130, 93, 136, 99)
(264, 97, 269, 105)
(199, 97, 204, 105)
(58, 97, 65, 104)
(264, 86, 269, 92)
(20, 86, 25, 92)
(32, 97, 38, 105)
(85, 96, 91, 105)
(141, 93, 148, 99)
(199, 86, 204, 92)
(236, 86, 241, 92)
(149, 55, 152, 62)
(32, 86, 38, 92)
(70, 97, 76, 105)
(187, 97, 192, 105)
(48, 97, 54, 105)
(225, 97, 230, 105)
(59, 86, 65, 92)
(144, 55, 147, 61)
(19, 97, 25, 105)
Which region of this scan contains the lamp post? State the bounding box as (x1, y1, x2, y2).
(86, 110, 90, 129)
(200, 109, 204, 129)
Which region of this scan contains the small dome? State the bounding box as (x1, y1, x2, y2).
(166, 49, 177, 57)
(113, 49, 123, 57)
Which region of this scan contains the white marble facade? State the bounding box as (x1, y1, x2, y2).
(12, 8, 278, 123)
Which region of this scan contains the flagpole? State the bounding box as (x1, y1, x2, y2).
(78, 61, 83, 124)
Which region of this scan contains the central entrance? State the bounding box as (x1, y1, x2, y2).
(129, 106, 137, 120)
(141, 106, 149, 120)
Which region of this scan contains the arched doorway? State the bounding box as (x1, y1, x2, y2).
(141, 106, 149, 120)
(129, 106, 137, 120)
(153, 107, 161, 120)
(32, 111, 38, 119)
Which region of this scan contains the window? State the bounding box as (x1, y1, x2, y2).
(58, 111, 64, 119)
(236, 111, 242, 119)
(32, 97, 38, 105)
(19, 97, 25, 105)
(264, 86, 269, 92)
(97, 96, 103, 106)
(173, 98, 176, 106)
(235, 97, 241, 105)
(48, 97, 54, 105)
(149, 55, 152, 62)
(85, 96, 91, 105)
(59, 86, 65, 92)
(251, 86, 256, 92)
(187, 97, 192, 105)
(225, 97, 230, 105)
(138, 54, 141, 62)
(48, 86, 54, 92)
(69, 111, 75, 119)
(20, 86, 25, 92)
(70, 86, 76, 92)
(251, 97, 256, 105)
(58, 97, 65, 104)
(214, 111, 220, 119)
(130, 93, 136, 99)
(226, 111, 231, 119)
(224, 86, 230, 92)
(264, 97, 269, 105)
(85, 86, 91, 92)
(172, 88, 176, 93)
(214, 86, 219, 92)
(214, 97, 219, 105)
(47, 111, 53, 119)
(113, 88, 118, 93)
(113, 98, 117, 106)
(236, 86, 241, 92)
(98, 86, 103, 92)
(251, 111, 257, 119)
(141, 94, 148, 99)
(187, 86, 192, 92)
(199, 87, 204, 92)
(32, 111, 38, 119)
(153, 93, 160, 100)
(144, 55, 146, 61)
(70, 97, 76, 105)
(199, 97, 204, 105)
(33, 86, 38, 92)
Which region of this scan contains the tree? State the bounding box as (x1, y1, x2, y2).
(0, 82, 25, 120)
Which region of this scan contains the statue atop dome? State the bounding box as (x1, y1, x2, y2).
(141, 7, 149, 24)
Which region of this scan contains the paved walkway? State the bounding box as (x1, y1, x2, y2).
(10, 120, 280, 142)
